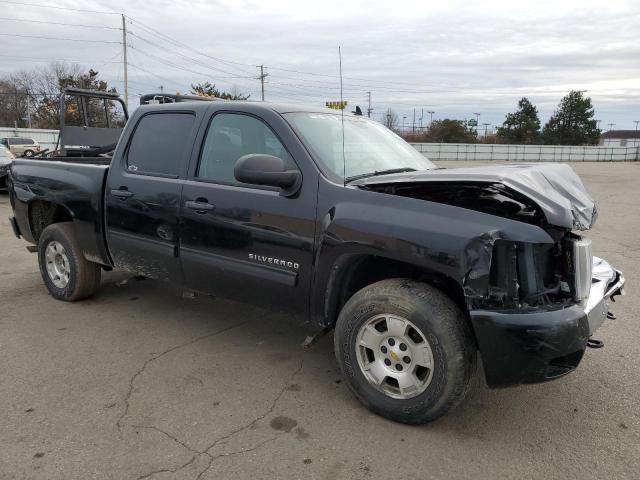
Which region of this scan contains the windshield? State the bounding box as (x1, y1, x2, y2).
(284, 113, 434, 181)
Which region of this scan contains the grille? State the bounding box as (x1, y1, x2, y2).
(571, 237, 593, 301)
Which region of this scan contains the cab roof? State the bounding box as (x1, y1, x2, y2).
(138, 100, 355, 117)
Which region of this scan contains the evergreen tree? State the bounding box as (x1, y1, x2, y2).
(190, 81, 249, 100)
(496, 97, 540, 144)
(426, 119, 477, 143)
(542, 91, 600, 145)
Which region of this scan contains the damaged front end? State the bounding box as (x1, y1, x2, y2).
(355, 163, 625, 387)
(470, 213, 625, 387)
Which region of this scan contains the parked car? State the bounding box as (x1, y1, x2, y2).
(7, 101, 625, 424)
(0, 144, 15, 188)
(1, 137, 41, 157)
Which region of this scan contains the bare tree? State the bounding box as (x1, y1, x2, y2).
(1, 63, 120, 129)
(0, 79, 31, 127)
(383, 108, 398, 130)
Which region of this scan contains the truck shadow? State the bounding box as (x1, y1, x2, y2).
(94, 272, 611, 444)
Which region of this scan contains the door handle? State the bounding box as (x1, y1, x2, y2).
(185, 200, 215, 213)
(111, 188, 134, 199)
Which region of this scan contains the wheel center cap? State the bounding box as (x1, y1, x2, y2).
(389, 351, 400, 362)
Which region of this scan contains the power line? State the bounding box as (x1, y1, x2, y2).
(0, 16, 121, 29)
(4, 0, 638, 115)
(127, 52, 186, 92)
(0, 1, 120, 15)
(0, 32, 121, 44)
(128, 45, 250, 83)
(0, 53, 121, 64)
(128, 31, 254, 79)
(125, 16, 259, 75)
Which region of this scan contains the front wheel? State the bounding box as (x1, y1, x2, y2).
(334, 279, 477, 424)
(37, 222, 101, 301)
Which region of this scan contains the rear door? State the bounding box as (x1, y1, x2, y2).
(180, 108, 318, 314)
(105, 110, 199, 281)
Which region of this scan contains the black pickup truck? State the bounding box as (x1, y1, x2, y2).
(7, 101, 625, 423)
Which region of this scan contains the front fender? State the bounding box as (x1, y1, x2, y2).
(311, 179, 554, 326)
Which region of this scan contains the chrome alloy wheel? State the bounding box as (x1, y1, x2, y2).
(355, 314, 435, 400)
(45, 241, 71, 289)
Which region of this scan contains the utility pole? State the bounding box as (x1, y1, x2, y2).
(483, 122, 490, 138)
(412, 108, 416, 135)
(607, 123, 616, 131)
(402, 115, 407, 134)
(427, 111, 435, 129)
(634, 120, 639, 133)
(257, 65, 269, 101)
(158, 85, 164, 93)
(14, 88, 20, 128)
(26, 95, 31, 128)
(473, 112, 480, 133)
(366, 91, 372, 118)
(420, 108, 424, 131)
(121, 14, 128, 110)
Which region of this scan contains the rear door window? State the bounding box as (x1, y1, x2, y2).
(126, 113, 195, 177)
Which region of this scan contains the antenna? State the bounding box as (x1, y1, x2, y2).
(339, 46, 345, 186)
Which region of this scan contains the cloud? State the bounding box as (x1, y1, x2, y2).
(2, 0, 639, 128)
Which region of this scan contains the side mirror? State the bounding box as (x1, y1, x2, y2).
(234, 154, 301, 195)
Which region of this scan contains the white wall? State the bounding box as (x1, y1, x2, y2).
(601, 139, 640, 148)
(0, 127, 59, 151)
(410, 143, 640, 162)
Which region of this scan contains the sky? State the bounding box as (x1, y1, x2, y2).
(2, 0, 639, 131)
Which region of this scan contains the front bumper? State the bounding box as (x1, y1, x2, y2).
(470, 256, 625, 388)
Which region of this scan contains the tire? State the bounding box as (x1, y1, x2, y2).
(334, 278, 477, 424)
(23, 150, 34, 158)
(37, 222, 101, 301)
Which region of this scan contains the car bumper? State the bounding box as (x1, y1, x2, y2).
(470, 256, 625, 388)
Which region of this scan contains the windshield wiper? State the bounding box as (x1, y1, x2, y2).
(345, 168, 417, 183)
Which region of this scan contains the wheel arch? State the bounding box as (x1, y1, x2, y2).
(28, 199, 74, 243)
(26, 199, 111, 266)
(321, 254, 470, 330)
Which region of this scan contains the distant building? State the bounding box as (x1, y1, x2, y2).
(600, 130, 640, 147)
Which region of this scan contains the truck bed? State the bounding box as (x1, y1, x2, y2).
(31, 155, 112, 165)
(10, 158, 112, 265)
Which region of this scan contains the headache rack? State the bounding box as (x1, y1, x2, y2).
(139, 93, 226, 105)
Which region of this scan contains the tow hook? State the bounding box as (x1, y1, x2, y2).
(587, 338, 605, 349)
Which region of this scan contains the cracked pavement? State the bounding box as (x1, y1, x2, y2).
(1, 162, 639, 479)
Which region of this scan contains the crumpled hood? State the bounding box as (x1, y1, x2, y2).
(351, 163, 597, 230)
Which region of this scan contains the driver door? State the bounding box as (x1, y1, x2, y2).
(179, 111, 317, 314)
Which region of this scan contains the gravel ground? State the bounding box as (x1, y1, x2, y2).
(0, 161, 638, 480)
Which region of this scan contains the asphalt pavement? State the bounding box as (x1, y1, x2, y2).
(0, 161, 638, 479)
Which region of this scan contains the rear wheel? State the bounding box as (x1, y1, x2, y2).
(37, 222, 101, 301)
(23, 149, 35, 157)
(334, 279, 476, 424)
